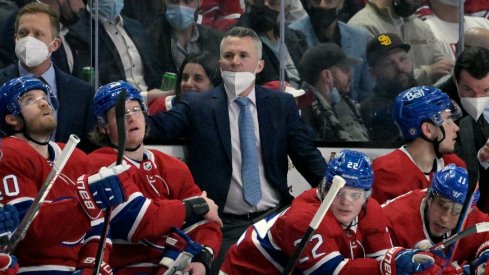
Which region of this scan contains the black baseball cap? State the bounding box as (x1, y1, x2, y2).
(366, 33, 411, 67)
(300, 43, 362, 84)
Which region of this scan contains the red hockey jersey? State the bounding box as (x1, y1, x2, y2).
(221, 188, 393, 274)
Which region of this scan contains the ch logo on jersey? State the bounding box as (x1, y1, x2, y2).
(143, 162, 152, 171)
(378, 35, 392, 46)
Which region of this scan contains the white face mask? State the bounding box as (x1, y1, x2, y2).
(460, 96, 489, 121)
(15, 36, 53, 67)
(221, 71, 256, 97)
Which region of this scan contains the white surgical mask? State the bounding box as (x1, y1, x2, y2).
(15, 36, 53, 67)
(460, 96, 489, 121)
(221, 70, 256, 97)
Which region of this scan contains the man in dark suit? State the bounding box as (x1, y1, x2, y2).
(65, 2, 162, 91)
(441, 47, 489, 214)
(0, 2, 96, 153)
(146, 26, 326, 273)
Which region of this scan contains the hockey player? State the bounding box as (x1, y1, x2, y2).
(220, 149, 441, 274)
(89, 80, 223, 274)
(372, 86, 466, 204)
(0, 76, 127, 273)
(383, 164, 489, 274)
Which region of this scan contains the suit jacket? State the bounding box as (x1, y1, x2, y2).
(65, 11, 162, 89)
(0, 64, 97, 153)
(146, 85, 326, 212)
(148, 17, 223, 74)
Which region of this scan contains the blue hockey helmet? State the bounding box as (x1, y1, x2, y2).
(325, 149, 373, 191)
(393, 86, 461, 141)
(93, 80, 147, 127)
(430, 164, 469, 205)
(0, 76, 58, 129)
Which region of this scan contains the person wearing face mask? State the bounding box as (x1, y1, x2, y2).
(0, 0, 86, 73)
(443, 46, 489, 214)
(64, 0, 162, 92)
(289, 0, 374, 103)
(423, 0, 489, 61)
(148, 0, 223, 75)
(145, 26, 326, 274)
(348, 0, 454, 86)
(236, 0, 307, 87)
(299, 43, 369, 142)
(0, 2, 97, 153)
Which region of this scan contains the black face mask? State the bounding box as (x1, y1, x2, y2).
(248, 4, 279, 33)
(392, 0, 417, 17)
(308, 7, 338, 32)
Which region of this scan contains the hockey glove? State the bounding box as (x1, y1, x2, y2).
(465, 241, 489, 275)
(72, 257, 113, 275)
(0, 205, 19, 237)
(381, 247, 436, 275)
(157, 227, 203, 275)
(76, 164, 128, 219)
(0, 253, 18, 275)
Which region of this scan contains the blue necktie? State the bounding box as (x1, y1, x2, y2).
(235, 97, 261, 206)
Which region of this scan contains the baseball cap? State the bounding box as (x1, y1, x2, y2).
(367, 33, 411, 67)
(300, 43, 362, 84)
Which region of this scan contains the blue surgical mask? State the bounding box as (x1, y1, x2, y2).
(166, 4, 196, 31)
(331, 87, 341, 104)
(93, 0, 124, 22)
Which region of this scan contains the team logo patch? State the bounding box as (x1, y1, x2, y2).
(143, 162, 152, 171)
(409, 128, 417, 136)
(378, 35, 392, 46)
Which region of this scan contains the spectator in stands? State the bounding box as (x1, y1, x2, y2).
(199, 0, 243, 31)
(348, 0, 453, 86)
(145, 26, 326, 273)
(0, 2, 96, 152)
(237, 0, 307, 87)
(148, 0, 223, 75)
(66, 0, 162, 91)
(290, 0, 374, 102)
(372, 86, 465, 204)
(0, 0, 85, 74)
(299, 43, 369, 142)
(423, 0, 489, 61)
(121, 0, 164, 28)
(360, 33, 417, 143)
(148, 51, 221, 115)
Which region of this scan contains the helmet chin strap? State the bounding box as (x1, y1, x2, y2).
(15, 116, 51, 146)
(108, 140, 142, 152)
(420, 125, 446, 159)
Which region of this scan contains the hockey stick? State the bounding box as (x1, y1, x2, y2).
(282, 175, 346, 275)
(93, 89, 127, 275)
(431, 222, 489, 251)
(4, 134, 80, 253)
